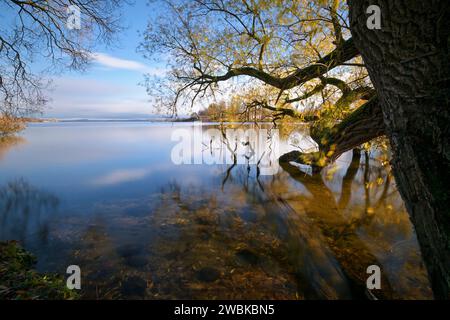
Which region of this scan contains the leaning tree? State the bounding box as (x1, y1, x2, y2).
(141, 0, 384, 168)
(143, 0, 450, 298)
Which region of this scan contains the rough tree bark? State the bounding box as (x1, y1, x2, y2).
(348, 0, 450, 299)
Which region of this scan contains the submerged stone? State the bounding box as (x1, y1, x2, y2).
(240, 208, 258, 222)
(235, 249, 259, 266)
(116, 244, 143, 258)
(195, 267, 220, 282)
(124, 255, 147, 269)
(120, 276, 147, 297)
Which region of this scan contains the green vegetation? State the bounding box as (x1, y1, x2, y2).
(0, 241, 78, 300)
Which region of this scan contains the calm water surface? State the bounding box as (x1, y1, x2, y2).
(0, 122, 432, 299)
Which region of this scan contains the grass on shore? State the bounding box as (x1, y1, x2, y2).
(0, 241, 78, 300)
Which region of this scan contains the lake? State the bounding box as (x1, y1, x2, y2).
(0, 121, 432, 299)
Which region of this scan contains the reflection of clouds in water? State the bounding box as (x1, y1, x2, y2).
(3, 124, 174, 167)
(79, 151, 432, 299)
(0, 123, 433, 299)
(89, 164, 187, 186)
(90, 168, 153, 186)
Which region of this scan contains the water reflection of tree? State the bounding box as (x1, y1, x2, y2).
(278, 149, 395, 298)
(66, 154, 431, 299)
(221, 142, 431, 299)
(0, 135, 25, 160)
(62, 127, 430, 299)
(0, 179, 59, 245)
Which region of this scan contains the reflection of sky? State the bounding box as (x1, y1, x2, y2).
(0, 122, 431, 299)
(0, 123, 388, 214)
(0, 123, 232, 212)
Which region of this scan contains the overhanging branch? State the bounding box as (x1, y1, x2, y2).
(193, 38, 359, 90)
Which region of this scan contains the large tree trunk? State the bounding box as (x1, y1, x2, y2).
(280, 97, 385, 169)
(348, 0, 450, 299)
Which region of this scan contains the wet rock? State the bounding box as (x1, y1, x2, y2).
(199, 230, 211, 241)
(120, 276, 147, 297)
(235, 249, 259, 266)
(195, 216, 211, 225)
(195, 267, 220, 282)
(116, 244, 143, 258)
(124, 255, 147, 269)
(164, 251, 181, 259)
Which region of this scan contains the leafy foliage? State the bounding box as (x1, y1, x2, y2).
(140, 0, 372, 121)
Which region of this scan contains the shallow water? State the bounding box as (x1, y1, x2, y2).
(0, 122, 432, 299)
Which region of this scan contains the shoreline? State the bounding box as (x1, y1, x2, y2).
(23, 118, 285, 124)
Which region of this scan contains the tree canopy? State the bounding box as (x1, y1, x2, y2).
(141, 0, 382, 167)
(141, 0, 372, 120)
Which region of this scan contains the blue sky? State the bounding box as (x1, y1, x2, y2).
(1, 1, 246, 119)
(43, 1, 165, 119)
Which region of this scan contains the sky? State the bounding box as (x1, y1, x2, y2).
(40, 1, 166, 119)
(3, 1, 246, 120)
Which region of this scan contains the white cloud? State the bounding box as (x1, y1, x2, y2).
(44, 77, 155, 118)
(90, 164, 173, 186)
(91, 52, 165, 76)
